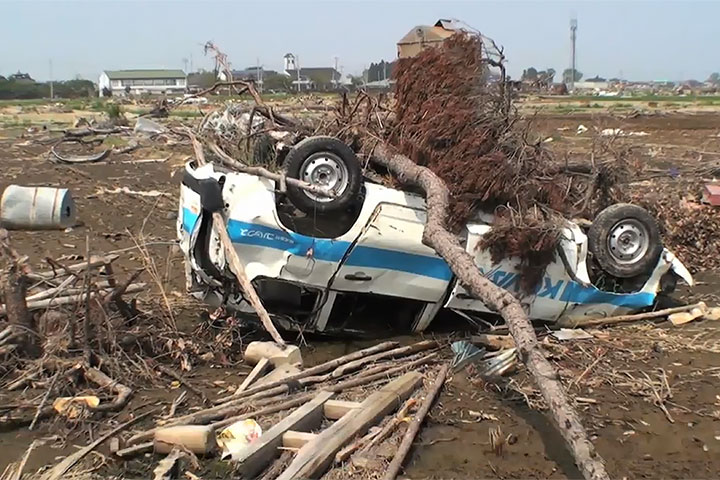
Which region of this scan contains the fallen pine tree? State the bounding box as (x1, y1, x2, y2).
(188, 30, 616, 480)
(370, 142, 609, 480)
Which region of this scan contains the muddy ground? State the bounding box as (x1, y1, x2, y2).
(1, 101, 719, 479)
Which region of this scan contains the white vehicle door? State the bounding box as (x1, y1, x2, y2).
(445, 224, 571, 321)
(330, 202, 452, 302)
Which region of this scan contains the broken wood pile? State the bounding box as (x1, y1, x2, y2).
(633, 183, 720, 272)
(3, 339, 449, 479)
(0, 229, 150, 431)
(25, 115, 190, 165)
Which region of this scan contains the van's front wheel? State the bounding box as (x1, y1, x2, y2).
(283, 136, 362, 214)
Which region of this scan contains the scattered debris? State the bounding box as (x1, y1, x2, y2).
(217, 419, 262, 460)
(154, 425, 218, 455)
(551, 329, 594, 341)
(451, 340, 486, 371)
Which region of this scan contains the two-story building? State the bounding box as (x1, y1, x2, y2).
(98, 69, 186, 97)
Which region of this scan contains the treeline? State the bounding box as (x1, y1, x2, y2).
(0, 78, 96, 100)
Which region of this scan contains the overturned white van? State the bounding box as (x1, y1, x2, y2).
(178, 137, 693, 334)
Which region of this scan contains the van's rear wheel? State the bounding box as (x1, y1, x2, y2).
(588, 203, 663, 278)
(283, 136, 362, 214)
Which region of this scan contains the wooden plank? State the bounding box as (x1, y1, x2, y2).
(232, 391, 334, 478)
(235, 358, 271, 395)
(282, 431, 317, 450)
(276, 372, 423, 480)
(323, 400, 361, 420)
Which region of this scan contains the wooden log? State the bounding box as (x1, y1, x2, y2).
(0, 229, 36, 354)
(6, 369, 40, 391)
(27, 255, 120, 281)
(371, 144, 609, 480)
(84, 367, 133, 412)
(212, 211, 286, 347)
(0, 283, 146, 315)
(283, 431, 317, 450)
(154, 425, 217, 454)
(330, 340, 438, 378)
(215, 341, 399, 404)
(39, 411, 152, 480)
(26, 276, 79, 302)
(235, 358, 271, 395)
(0, 326, 15, 343)
(152, 448, 187, 480)
(115, 441, 154, 458)
(471, 334, 515, 350)
(127, 351, 437, 446)
(276, 372, 423, 480)
(357, 398, 417, 455)
(557, 302, 707, 328)
(382, 364, 450, 480)
(256, 364, 301, 387)
(232, 391, 333, 478)
(323, 400, 361, 420)
(189, 132, 285, 347)
(208, 141, 333, 199)
(245, 342, 302, 367)
(557, 302, 706, 328)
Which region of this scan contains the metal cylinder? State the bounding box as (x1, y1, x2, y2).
(0, 185, 76, 230)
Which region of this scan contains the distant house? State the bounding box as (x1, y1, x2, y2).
(8, 72, 34, 83)
(396, 19, 457, 59)
(282, 54, 342, 91)
(98, 69, 186, 97)
(217, 67, 279, 88)
(218, 66, 278, 88)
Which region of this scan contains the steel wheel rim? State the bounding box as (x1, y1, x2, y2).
(299, 151, 348, 203)
(607, 218, 649, 265)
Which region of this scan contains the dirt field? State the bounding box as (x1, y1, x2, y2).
(1, 99, 719, 479)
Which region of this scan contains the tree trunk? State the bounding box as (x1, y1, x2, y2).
(0, 229, 39, 356)
(371, 144, 608, 480)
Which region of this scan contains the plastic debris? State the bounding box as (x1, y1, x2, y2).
(53, 396, 100, 419)
(576, 124, 588, 134)
(551, 328, 594, 341)
(134, 117, 166, 135)
(216, 418, 262, 460)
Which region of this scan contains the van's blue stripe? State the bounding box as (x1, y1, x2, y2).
(226, 218, 349, 263)
(344, 245, 453, 281)
(180, 208, 656, 307)
(182, 209, 200, 234)
(560, 281, 655, 308)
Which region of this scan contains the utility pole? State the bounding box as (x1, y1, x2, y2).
(190, 54, 194, 73)
(256, 57, 263, 93)
(296, 54, 301, 93)
(333, 56, 339, 88)
(570, 17, 577, 92)
(182, 57, 189, 73)
(49, 59, 54, 100)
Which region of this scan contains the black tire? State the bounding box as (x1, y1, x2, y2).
(588, 203, 663, 278)
(283, 136, 362, 214)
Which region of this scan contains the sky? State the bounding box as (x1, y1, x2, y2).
(1, 0, 718, 83)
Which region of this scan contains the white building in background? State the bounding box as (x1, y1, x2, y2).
(98, 69, 186, 97)
(282, 53, 344, 91)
